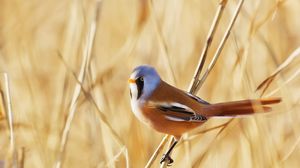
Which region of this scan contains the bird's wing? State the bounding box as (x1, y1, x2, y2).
(185, 92, 210, 105)
(146, 101, 207, 122)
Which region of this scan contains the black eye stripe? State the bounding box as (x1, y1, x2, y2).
(136, 77, 144, 99)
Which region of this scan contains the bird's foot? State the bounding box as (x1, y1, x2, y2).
(160, 153, 174, 166)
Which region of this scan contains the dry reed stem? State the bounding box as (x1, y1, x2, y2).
(59, 49, 127, 166)
(266, 67, 300, 97)
(0, 0, 299, 167)
(143, 0, 181, 166)
(95, 0, 149, 80)
(250, 1, 285, 37)
(88, 63, 116, 166)
(105, 146, 128, 167)
(281, 117, 300, 161)
(160, 137, 175, 168)
(147, 0, 177, 84)
(145, 135, 170, 168)
(144, 0, 247, 166)
(233, 1, 286, 97)
(182, 133, 192, 168)
(256, 47, 300, 96)
(0, 73, 17, 168)
(58, 53, 124, 147)
(194, 122, 231, 135)
(194, 0, 244, 92)
(193, 119, 236, 167)
(88, 46, 129, 166)
(172, 0, 243, 163)
(230, 1, 282, 98)
(18, 147, 25, 168)
(189, 0, 228, 93)
(55, 2, 101, 168)
(145, 0, 180, 167)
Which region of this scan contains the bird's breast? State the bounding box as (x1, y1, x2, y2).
(130, 100, 148, 124)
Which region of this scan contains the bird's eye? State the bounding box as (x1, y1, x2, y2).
(136, 77, 144, 99)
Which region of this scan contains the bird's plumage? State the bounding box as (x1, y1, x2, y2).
(128, 65, 281, 139)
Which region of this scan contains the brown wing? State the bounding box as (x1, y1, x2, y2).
(148, 81, 209, 109)
(146, 102, 207, 122)
(148, 80, 281, 117)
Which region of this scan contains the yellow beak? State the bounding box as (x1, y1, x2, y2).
(128, 78, 136, 84)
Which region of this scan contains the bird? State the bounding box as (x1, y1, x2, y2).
(128, 65, 281, 165)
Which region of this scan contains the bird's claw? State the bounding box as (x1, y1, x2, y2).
(160, 154, 174, 166)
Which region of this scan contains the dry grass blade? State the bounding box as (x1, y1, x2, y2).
(18, 148, 25, 168)
(94, 0, 149, 81)
(106, 146, 129, 168)
(0, 73, 17, 168)
(160, 137, 175, 168)
(193, 119, 235, 166)
(147, 0, 176, 84)
(59, 50, 126, 166)
(55, 2, 101, 168)
(1, 0, 300, 167)
(250, 1, 285, 36)
(196, 122, 231, 135)
(194, 0, 244, 93)
(145, 0, 245, 166)
(182, 133, 192, 168)
(266, 68, 300, 97)
(58, 56, 128, 166)
(124, 147, 130, 168)
(256, 47, 300, 96)
(143, 0, 184, 166)
(182, 119, 234, 142)
(281, 125, 300, 161)
(145, 135, 170, 168)
(189, 0, 229, 93)
(58, 53, 124, 146)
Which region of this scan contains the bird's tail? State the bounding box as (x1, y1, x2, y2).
(203, 97, 281, 117)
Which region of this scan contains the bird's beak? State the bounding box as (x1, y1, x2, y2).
(128, 78, 136, 84)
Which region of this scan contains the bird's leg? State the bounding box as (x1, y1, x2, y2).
(160, 140, 178, 165)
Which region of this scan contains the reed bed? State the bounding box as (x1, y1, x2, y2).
(0, 0, 300, 167)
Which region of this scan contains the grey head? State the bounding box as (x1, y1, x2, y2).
(128, 65, 161, 101)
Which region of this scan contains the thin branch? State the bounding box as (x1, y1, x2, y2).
(194, 0, 244, 93)
(188, 0, 229, 93)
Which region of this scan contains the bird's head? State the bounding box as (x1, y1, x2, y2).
(128, 65, 161, 100)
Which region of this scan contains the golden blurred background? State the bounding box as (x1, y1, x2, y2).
(0, 0, 300, 167)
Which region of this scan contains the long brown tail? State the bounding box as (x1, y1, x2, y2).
(203, 97, 281, 117)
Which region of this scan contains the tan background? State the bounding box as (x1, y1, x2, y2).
(0, 0, 300, 167)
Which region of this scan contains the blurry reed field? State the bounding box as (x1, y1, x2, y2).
(1, 0, 300, 167)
